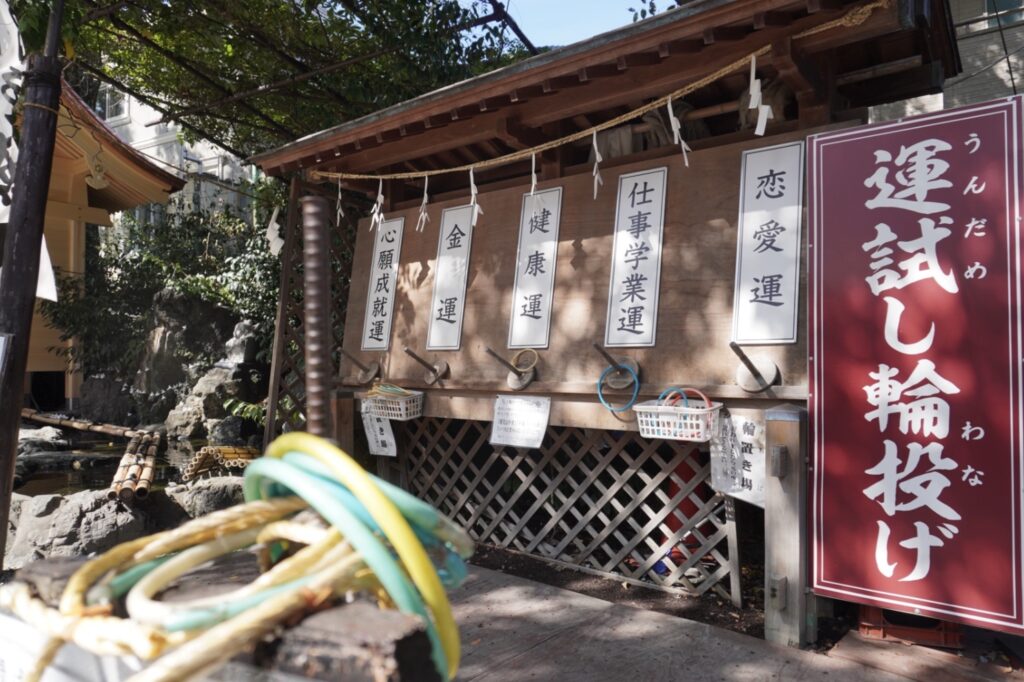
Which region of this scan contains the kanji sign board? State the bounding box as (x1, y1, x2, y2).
(810, 98, 1024, 632)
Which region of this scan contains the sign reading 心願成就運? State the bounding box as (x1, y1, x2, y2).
(732, 141, 803, 344)
(605, 167, 667, 348)
(490, 395, 550, 449)
(810, 97, 1024, 633)
(427, 205, 474, 351)
(361, 217, 404, 351)
(508, 188, 562, 349)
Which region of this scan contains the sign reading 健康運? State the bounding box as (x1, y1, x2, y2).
(810, 97, 1024, 633)
(508, 187, 562, 349)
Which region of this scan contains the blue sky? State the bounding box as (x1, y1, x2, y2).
(489, 1, 634, 48)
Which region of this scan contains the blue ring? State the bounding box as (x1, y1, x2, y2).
(597, 364, 640, 413)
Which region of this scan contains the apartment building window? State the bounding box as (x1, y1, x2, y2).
(95, 84, 127, 121)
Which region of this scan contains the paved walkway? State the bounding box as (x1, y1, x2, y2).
(450, 566, 908, 682)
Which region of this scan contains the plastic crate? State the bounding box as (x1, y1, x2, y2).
(634, 396, 722, 442)
(363, 390, 424, 421)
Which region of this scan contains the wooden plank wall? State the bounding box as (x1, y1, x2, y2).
(340, 125, 848, 429)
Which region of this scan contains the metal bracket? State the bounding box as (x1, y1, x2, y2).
(592, 342, 640, 390)
(339, 347, 380, 385)
(769, 575, 788, 609)
(403, 346, 449, 385)
(484, 347, 536, 390)
(768, 445, 789, 479)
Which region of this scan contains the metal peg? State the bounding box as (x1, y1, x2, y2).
(592, 343, 640, 390)
(339, 348, 380, 385)
(403, 346, 449, 385)
(485, 347, 536, 390)
(729, 341, 778, 393)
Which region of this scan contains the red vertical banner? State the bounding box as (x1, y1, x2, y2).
(810, 98, 1024, 632)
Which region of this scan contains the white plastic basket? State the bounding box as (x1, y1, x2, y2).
(363, 390, 424, 421)
(633, 388, 722, 442)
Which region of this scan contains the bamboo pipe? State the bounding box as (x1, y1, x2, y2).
(134, 433, 161, 499)
(118, 433, 152, 503)
(21, 408, 142, 439)
(107, 434, 142, 500)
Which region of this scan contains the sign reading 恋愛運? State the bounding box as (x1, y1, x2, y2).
(710, 408, 766, 509)
(508, 187, 562, 349)
(490, 395, 551, 449)
(810, 97, 1024, 633)
(361, 217, 405, 351)
(361, 405, 397, 457)
(427, 205, 474, 351)
(732, 141, 804, 344)
(605, 167, 667, 347)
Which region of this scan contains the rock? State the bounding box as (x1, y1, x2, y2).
(4, 490, 147, 570)
(133, 288, 238, 423)
(166, 476, 244, 518)
(165, 365, 263, 441)
(17, 427, 69, 457)
(225, 321, 258, 365)
(79, 375, 137, 427)
(209, 415, 247, 446)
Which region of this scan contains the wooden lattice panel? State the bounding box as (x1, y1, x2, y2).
(398, 418, 739, 599)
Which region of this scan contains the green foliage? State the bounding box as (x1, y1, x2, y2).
(628, 1, 680, 22)
(40, 185, 283, 379)
(224, 397, 267, 428)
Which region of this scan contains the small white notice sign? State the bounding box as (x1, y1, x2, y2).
(362, 408, 397, 457)
(490, 395, 551, 449)
(361, 217, 405, 350)
(427, 205, 474, 351)
(605, 167, 667, 347)
(731, 141, 804, 344)
(709, 409, 766, 508)
(509, 188, 562, 349)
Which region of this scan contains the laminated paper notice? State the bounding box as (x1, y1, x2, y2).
(362, 408, 397, 457)
(490, 395, 551, 449)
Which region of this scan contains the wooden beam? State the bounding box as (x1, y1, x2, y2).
(754, 11, 793, 29)
(495, 116, 548, 149)
(657, 39, 703, 57)
(807, 0, 844, 13)
(703, 26, 749, 45)
(616, 52, 663, 70)
(771, 37, 823, 98)
(577, 64, 620, 82)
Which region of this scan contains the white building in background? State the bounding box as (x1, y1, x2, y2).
(872, 0, 1024, 120)
(92, 82, 254, 223)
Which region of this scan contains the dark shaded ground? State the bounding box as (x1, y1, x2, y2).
(470, 544, 765, 638)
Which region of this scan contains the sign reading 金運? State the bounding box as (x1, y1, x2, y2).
(810, 98, 1024, 632)
(427, 205, 474, 351)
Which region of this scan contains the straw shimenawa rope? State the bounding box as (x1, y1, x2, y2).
(310, 0, 891, 183)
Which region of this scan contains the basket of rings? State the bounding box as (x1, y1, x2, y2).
(362, 382, 424, 421)
(633, 387, 723, 442)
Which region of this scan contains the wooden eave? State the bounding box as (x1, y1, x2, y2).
(250, 0, 960, 182)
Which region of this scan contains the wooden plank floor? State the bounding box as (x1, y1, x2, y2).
(451, 567, 910, 682)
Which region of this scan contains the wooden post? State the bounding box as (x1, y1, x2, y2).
(301, 194, 333, 438)
(0, 1, 65, 569)
(331, 391, 356, 454)
(764, 404, 815, 648)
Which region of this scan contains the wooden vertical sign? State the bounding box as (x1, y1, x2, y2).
(605, 167, 667, 347)
(427, 205, 474, 351)
(508, 188, 562, 349)
(361, 217, 404, 351)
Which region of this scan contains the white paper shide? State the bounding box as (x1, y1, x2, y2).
(732, 141, 804, 344)
(605, 167, 667, 347)
(361, 217, 405, 351)
(508, 187, 562, 349)
(427, 205, 474, 351)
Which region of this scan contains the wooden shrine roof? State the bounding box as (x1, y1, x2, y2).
(250, 0, 960, 194)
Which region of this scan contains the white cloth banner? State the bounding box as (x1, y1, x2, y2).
(361, 217, 404, 351)
(0, 234, 58, 301)
(604, 167, 667, 347)
(731, 141, 804, 344)
(427, 205, 474, 351)
(508, 187, 562, 349)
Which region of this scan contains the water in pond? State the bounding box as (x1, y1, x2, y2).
(14, 430, 206, 497)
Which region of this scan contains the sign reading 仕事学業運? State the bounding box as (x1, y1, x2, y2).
(810, 97, 1024, 633)
(604, 167, 667, 347)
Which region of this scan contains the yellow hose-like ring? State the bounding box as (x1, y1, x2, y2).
(265, 432, 460, 680)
